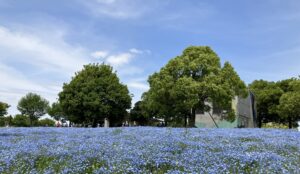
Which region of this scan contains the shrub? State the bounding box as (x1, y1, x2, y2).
(0, 116, 12, 127)
(262, 122, 289, 129)
(38, 118, 55, 127)
(12, 114, 31, 127)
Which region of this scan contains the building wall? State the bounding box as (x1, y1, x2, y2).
(236, 94, 255, 128)
(195, 93, 256, 128)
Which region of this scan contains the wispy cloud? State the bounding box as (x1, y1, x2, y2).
(0, 26, 88, 74)
(0, 24, 150, 114)
(91, 48, 149, 68)
(0, 64, 48, 93)
(237, 45, 300, 84)
(125, 77, 149, 105)
(129, 48, 151, 54)
(79, 0, 151, 19)
(0, 25, 89, 114)
(91, 51, 108, 59)
(0, 63, 60, 115)
(127, 81, 149, 91)
(106, 53, 133, 67)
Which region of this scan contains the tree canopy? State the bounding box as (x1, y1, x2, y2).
(142, 46, 247, 127)
(249, 80, 283, 127)
(250, 77, 300, 128)
(0, 102, 10, 117)
(17, 93, 49, 125)
(58, 63, 131, 127)
(130, 101, 149, 126)
(277, 80, 300, 128)
(47, 102, 64, 121)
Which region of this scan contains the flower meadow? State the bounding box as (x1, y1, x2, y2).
(0, 127, 299, 174)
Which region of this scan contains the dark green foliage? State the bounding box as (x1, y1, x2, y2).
(130, 101, 149, 125)
(12, 114, 31, 127)
(0, 115, 12, 127)
(0, 102, 10, 117)
(143, 46, 247, 127)
(17, 93, 49, 126)
(47, 102, 64, 121)
(250, 77, 300, 128)
(249, 80, 283, 127)
(58, 63, 131, 127)
(38, 118, 55, 127)
(277, 79, 300, 128)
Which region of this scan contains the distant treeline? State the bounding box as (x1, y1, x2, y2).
(0, 115, 55, 127)
(1, 46, 300, 128)
(249, 78, 300, 128)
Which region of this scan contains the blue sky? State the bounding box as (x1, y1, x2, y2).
(1, 0, 300, 115)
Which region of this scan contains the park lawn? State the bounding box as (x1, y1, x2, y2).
(0, 127, 299, 173)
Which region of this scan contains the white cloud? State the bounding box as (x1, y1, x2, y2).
(125, 78, 149, 106)
(91, 48, 149, 68)
(0, 64, 48, 93)
(90, 48, 150, 105)
(106, 53, 133, 67)
(127, 82, 149, 91)
(0, 63, 60, 115)
(96, 0, 116, 4)
(129, 48, 143, 54)
(0, 24, 150, 114)
(79, 0, 155, 19)
(0, 26, 88, 74)
(0, 25, 90, 115)
(91, 51, 108, 59)
(129, 48, 151, 54)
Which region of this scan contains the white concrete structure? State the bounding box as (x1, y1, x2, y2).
(104, 118, 110, 128)
(195, 92, 256, 128)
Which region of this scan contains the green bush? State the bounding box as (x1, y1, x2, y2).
(0, 116, 13, 127)
(262, 122, 288, 129)
(12, 114, 31, 127)
(38, 118, 55, 127)
(0, 117, 4, 127)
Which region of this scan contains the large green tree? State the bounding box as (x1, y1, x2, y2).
(47, 102, 64, 121)
(59, 63, 131, 127)
(143, 46, 247, 127)
(0, 102, 10, 117)
(249, 80, 283, 128)
(277, 80, 300, 129)
(130, 101, 149, 126)
(17, 93, 49, 126)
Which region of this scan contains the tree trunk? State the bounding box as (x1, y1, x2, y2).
(188, 108, 196, 127)
(288, 117, 292, 129)
(257, 116, 262, 128)
(92, 119, 97, 128)
(184, 115, 187, 127)
(29, 116, 34, 127)
(164, 116, 168, 127)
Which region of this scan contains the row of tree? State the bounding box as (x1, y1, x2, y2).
(0, 64, 131, 127)
(0, 93, 51, 126)
(0, 115, 55, 127)
(1, 46, 299, 128)
(249, 78, 300, 128)
(130, 46, 300, 128)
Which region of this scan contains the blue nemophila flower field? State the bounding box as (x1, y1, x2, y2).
(0, 128, 299, 174)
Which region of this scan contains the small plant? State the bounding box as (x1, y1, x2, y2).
(38, 118, 55, 127)
(112, 128, 123, 135)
